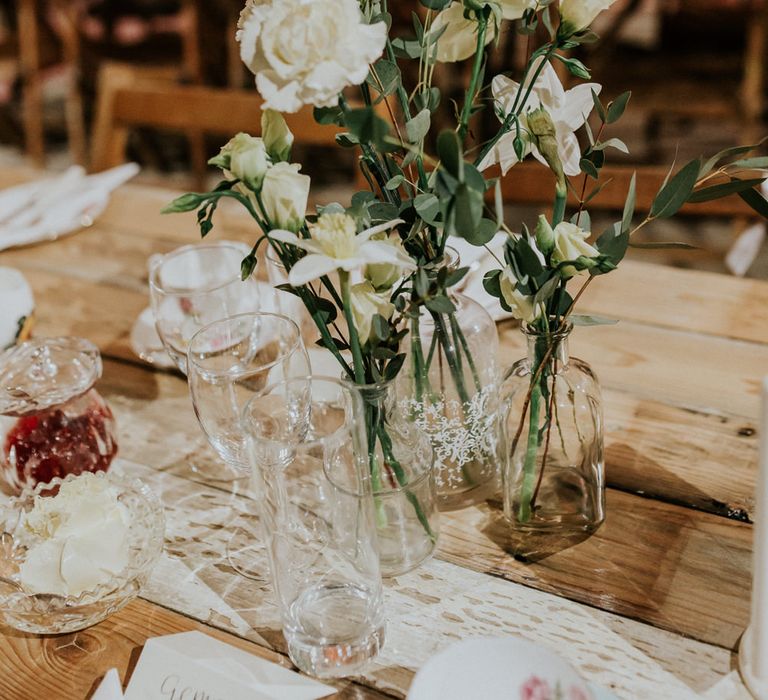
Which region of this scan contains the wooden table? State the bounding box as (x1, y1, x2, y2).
(0, 169, 765, 699)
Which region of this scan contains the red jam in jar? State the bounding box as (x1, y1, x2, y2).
(0, 338, 118, 493)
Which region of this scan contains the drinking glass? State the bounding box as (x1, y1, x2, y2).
(243, 377, 385, 678)
(149, 242, 261, 373)
(187, 312, 310, 580)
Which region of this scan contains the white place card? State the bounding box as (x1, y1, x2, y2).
(124, 631, 335, 700)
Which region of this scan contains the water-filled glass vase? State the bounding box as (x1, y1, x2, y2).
(398, 250, 500, 510)
(354, 379, 438, 577)
(500, 323, 604, 548)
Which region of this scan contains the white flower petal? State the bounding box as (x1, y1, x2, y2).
(287, 254, 342, 286)
(360, 240, 417, 269)
(559, 83, 601, 131)
(358, 218, 405, 241)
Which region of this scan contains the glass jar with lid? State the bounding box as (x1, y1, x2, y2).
(0, 337, 118, 493)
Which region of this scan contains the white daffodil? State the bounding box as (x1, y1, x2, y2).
(269, 212, 415, 287)
(499, 267, 539, 324)
(479, 58, 601, 177)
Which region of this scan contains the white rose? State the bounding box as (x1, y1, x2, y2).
(499, 268, 538, 324)
(261, 162, 310, 232)
(349, 281, 394, 345)
(261, 109, 294, 162)
(551, 221, 599, 278)
(222, 133, 270, 190)
(237, 0, 387, 112)
(431, 2, 496, 63)
(559, 0, 617, 33)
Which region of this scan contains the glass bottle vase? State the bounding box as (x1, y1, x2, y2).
(398, 270, 500, 510)
(500, 323, 604, 544)
(355, 379, 439, 577)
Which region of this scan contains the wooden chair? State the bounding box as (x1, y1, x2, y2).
(90, 71, 359, 189)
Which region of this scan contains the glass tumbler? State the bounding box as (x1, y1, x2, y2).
(243, 377, 385, 678)
(187, 312, 311, 581)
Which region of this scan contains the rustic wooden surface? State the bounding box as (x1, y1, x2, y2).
(0, 170, 762, 699)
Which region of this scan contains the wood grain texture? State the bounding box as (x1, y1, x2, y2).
(0, 598, 389, 700)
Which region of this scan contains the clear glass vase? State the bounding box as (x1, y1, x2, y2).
(398, 252, 500, 510)
(500, 323, 605, 552)
(355, 379, 439, 577)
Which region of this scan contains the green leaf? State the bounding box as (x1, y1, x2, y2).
(313, 105, 344, 126)
(384, 353, 406, 381)
(420, 0, 451, 8)
(457, 217, 497, 246)
(391, 36, 422, 59)
(367, 59, 401, 97)
(452, 182, 484, 236)
(554, 54, 591, 79)
(437, 129, 463, 180)
(482, 269, 502, 298)
(699, 138, 767, 176)
(406, 109, 431, 143)
(687, 177, 765, 203)
(241, 254, 257, 280)
(650, 158, 701, 218)
(621, 172, 636, 234)
(571, 314, 619, 326)
(385, 175, 405, 190)
(592, 138, 629, 154)
(515, 237, 544, 277)
(532, 275, 559, 307)
(738, 187, 768, 219)
(591, 89, 607, 123)
(162, 192, 204, 214)
(414, 193, 442, 225)
(580, 158, 599, 180)
(345, 107, 391, 151)
(596, 222, 629, 264)
(371, 314, 391, 341)
(425, 296, 456, 314)
(730, 157, 768, 170)
(606, 91, 631, 124)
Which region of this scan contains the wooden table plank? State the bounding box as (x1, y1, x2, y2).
(0, 598, 389, 700)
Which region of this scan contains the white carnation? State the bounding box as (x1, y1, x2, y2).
(237, 0, 387, 113)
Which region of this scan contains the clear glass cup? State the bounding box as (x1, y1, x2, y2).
(243, 377, 385, 678)
(187, 312, 311, 581)
(149, 242, 263, 481)
(149, 242, 262, 373)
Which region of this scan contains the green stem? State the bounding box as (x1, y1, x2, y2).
(457, 16, 488, 142)
(432, 312, 471, 406)
(450, 313, 482, 393)
(552, 181, 567, 227)
(518, 378, 542, 523)
(339, 271, 365, 383)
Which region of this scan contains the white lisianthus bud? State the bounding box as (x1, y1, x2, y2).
(551, 222, 599, 278)
(217, 133, 270, 191)
(431, 1, 496, 63)
(559, 0, 617, 34)
(261, 162, 310, 232)
(261, 109, 294, 162)
(499, 268, 538, 324)
(534, 215, 555, 256)
(349, 281, 394, 345)
(364, 234, 408, 290)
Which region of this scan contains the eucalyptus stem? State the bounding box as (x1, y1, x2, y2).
(457, 15, 488, 142)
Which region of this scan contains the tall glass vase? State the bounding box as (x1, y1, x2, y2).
(354, 379, 439, 577)
(398, 252, 500, 510)
(500, 323, 604, 547)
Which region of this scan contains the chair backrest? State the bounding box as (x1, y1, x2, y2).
(90, 64, 348, 175)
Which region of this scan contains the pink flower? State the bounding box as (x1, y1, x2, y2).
(521, 675, 552, 700)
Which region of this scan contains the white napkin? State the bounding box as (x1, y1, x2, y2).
(91, 668, 123, 700)
(450, 233, 511, 321)
(0, 163, 139, 251)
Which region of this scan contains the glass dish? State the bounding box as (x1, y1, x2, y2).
(0, 471, 164, 634)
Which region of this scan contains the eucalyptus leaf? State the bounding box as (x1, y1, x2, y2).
(571, 314, 619, 326)
(628, 241, 696, 249)
(739, 187, 768, 219)
(483, 269, 502, 298)
(453, 182, 484, 235)
(414, 193, 441, 224)
(425, 296, 456, 314)
(385, 175, 405, 190)
(406, 109, 431, 143)
(591, 89, 607, 123)
(532, 275, 559, 306)
(687, 177, 766, 203)
(621, 172, 636, 234)
(437, 129, 463, 180)
(606, 91, 631, 124)
(650, 158, 700, 218)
